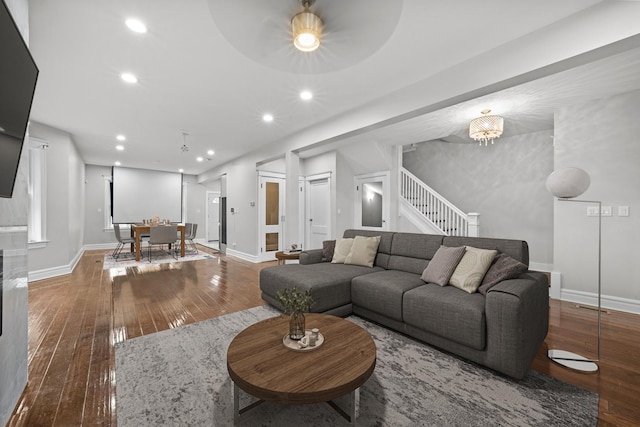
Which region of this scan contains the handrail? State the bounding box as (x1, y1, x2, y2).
(400, 168, 469, 236)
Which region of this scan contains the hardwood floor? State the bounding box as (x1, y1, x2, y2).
(7, 248, 640, 426)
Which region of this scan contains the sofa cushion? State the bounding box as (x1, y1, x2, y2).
(478, 253, 528, 295)
(420, 245, 466, 286)
(403, 284, 487, 350)
(449, 246, 497, 293)
(343, 229, 395, 269)
(331, 238, 354, 263)
(345, 235, 381, 267)
(387, 232, 444, 274)
(260, 263, 383, 312)
(443, 236, 529, 266)
(352, 270, 425, 322)
(321, 240, 336, 262)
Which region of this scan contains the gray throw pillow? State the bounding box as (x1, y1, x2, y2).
(478, 253, 528, 295)
(321, 240, 336, 262)
(420, 245, 466, 286)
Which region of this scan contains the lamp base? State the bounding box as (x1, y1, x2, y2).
(548, 349, 598, 372)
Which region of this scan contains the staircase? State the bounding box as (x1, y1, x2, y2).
(400, 168, 478, 237)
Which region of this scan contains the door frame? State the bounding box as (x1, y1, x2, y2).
(258, 171, 286, 262)
(305, 172, 332, 249)
(354, 171, 390, 231)
(205, 190, 220, 249)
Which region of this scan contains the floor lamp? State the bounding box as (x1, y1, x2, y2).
(546, 167, 601, 372)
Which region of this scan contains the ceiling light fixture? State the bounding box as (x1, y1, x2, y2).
(116, 134, 126, 141)
(196, 156, 204, 162)
(115, 161, 121, 166)
(469, 109, 504, 146)
(263, 113, 274, 123)
(125, 18, 147, 34)
(207, 150, 215, 156)
(116, 145, 124, 151)
(292, 0, 323, 52)
(120, 72, 138, 84)
(300, 90, 313, 100)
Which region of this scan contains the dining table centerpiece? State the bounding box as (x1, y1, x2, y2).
(276, 286, 314, 340)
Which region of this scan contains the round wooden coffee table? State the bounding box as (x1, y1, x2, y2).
(227, 313, 376, 424)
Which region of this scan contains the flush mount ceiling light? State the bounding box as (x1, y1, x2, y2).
(292, 0, 323, 52)
(125, 18, 147, 34)
(262, 113, 274, 123)
(300, 90, 313, 100)
(115, 145, 124, 151)
(469, 109, 504, 146)
(120, 72, 138, 84)
(116, 134, 126, 141)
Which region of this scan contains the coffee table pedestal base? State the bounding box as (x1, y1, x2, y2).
(233, 383, 360, 425)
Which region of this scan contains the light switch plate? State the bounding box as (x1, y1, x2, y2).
(587, 206, 599, 217)
(601, 206, 612, 217)
(619, 206, 630, 217)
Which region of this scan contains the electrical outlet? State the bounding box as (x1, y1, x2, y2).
(619, 205, 630, 217)
(601, 206, 612, 217)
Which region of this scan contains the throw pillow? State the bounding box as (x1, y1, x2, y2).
(321, 240, 336, 262)
(478, 253, 528, 295)
(420, 245, 466, 286)
(449, 246, 498, 293)
(331, 238, 354, 264)
(345, 235, 381, 268)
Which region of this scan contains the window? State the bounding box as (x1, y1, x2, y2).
(28, 137, 47, 245)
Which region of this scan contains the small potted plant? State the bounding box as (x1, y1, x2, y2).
(276, 286, 314, 340)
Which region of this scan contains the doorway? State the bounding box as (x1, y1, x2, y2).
(205, 191, 220, 250)
(355, 171, 390, 231)
(259, 172, 285, 262)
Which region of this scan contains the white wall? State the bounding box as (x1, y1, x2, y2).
(553, 89, 640, 310)
(28, 122, 85, 273)
(403, 130, 554, 267)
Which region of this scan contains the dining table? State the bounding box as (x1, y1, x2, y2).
(130, 223, 186, 261)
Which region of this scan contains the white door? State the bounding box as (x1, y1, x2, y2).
(355, 171, 390, 231)
(305, 176, 331, 250)
(206, 191, 220, 242)
(259, 173, 285, 261)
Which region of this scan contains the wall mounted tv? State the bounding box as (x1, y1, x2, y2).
(0, 0, 39, 198)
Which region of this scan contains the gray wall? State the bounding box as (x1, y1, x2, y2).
(403, 130, 554, 266)
(0, 1, 29, 423)
(554, 90, 640, 302)
(28, 122, 85, 272)
(183, 173, 206, 235)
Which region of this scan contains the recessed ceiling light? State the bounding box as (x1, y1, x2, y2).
(263, 114, 274, 122)
(179, 168, 184, 173)
(207, 150, 214, 156)
(120, 72, 138, 84)
(115, 145, 124, 151)
(125, 18, 147, 34)
(300, 90, 313, 100)
(114, 161, 121, 166)
(196, 156, 203, 162)
(116, 134, 126, 141)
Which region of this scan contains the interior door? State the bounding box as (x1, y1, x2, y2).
(305, 176, 330, 250)
(259, 174, 285, 261)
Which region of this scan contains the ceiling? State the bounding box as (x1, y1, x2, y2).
(26, 0, 639, 176)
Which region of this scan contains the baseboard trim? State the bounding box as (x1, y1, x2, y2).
(225, 248, 259, 263)
(559, 288, 640, 315)
(29, 247, 85, 282)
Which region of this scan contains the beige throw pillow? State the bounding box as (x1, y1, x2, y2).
(331, 238, 354, 264)
(345, 235, 381, 268)
(449, 246, 498, 293)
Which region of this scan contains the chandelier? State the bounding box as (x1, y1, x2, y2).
(292, 0, 323, 52)
(469, 109, 504, 146)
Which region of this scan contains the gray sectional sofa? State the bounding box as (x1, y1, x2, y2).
(260, 229, 549, 379)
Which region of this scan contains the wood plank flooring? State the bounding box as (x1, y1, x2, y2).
(6, 247, 640, 426)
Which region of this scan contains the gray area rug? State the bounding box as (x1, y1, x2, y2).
(115, 306, 598, 426)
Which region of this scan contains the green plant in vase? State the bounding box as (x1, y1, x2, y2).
(276, 286, 314, 340)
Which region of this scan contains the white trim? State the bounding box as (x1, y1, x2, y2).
(558, 289, 640, 316)
(304, 172, 331, 182)
(528, 262, 553, 272)
(225, 248, 260, 263)
(28, 240, 49, 249)
(354, 170, 391, 231)
(28, 247, 84, 282)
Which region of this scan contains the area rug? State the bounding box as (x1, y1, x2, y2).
(115, 306, 598, 426)
(103, 250, 213, 270)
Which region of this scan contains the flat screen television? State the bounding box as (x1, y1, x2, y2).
(0, 0, 39, 198)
